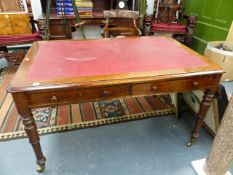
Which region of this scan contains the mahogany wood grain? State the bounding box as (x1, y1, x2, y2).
(27, 85, 129, 108)
(11, 92, 46, 171)
(132, 75, 214, 95)
(7, 36, 223, 171)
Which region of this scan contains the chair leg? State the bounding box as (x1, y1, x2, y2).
(103, 18, 110, 38)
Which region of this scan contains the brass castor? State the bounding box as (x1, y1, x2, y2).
(37, 165, 45, 173)
(187, 138, 196, 147)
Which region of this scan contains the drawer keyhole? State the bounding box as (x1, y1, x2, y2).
(51, 96, 58, 102)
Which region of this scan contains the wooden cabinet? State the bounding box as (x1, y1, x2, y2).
(0, 13, 31, 35)
(0, 0, 24, 12)
(0, 14, 13, 35)
(0, 0, 30, 36)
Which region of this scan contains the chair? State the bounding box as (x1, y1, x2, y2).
(145, 0, 197, 44)
(0, 14, 40, 66)
(102, 10, 141, 38)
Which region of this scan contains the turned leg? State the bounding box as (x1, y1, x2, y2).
(186, 74, 222, 146)
(187, 89, 215, 146)
(11, 93, 46, 172)
(21, 112, 46, 172)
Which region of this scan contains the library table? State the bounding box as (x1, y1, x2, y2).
(8, 36, 223, 172)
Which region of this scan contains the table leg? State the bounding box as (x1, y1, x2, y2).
(187, 74, 222, 146)
(187, 89, 214, 146)
(12, 93, 46, 172)
(21, 112, 46, 172)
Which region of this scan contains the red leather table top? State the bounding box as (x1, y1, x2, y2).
(27, 37, 208, 81)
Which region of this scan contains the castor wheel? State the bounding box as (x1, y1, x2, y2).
(37, 165, 45, 173)
(187, 138, 196, 147)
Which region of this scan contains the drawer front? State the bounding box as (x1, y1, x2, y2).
(132, 76, 214, 96)
(27, 85, 129, 108)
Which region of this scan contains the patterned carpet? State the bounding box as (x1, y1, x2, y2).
(0, 67, 175, 141)
(0, 67, 7, 83)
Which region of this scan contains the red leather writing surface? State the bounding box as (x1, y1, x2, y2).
(27, 37, 207, 81)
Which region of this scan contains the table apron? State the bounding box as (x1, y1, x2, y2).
(26, 75, 215, 109)
(132, 75, 214, 95)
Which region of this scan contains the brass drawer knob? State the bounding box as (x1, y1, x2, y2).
(50, 96, 58, 102)
(78, 92, 82, 96)
(193, 81, 199, 86)
(151, 85, 157, 91)
(103, 90, 111, 96)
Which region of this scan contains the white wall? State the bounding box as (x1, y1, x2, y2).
(30, 0, 43, 20)
(146, 0, 155, 15)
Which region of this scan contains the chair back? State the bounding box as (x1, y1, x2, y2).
(155, 0, 184, 23)
(104, 10, 139, 19)
(103, 10, 141, 38)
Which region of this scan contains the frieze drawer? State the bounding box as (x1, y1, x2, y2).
(27, 85, 129, 108)
(132, 76, 214, 96)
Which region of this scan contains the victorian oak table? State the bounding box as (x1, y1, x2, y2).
(8, 36, 223, 172)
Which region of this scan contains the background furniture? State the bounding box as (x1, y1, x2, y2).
(103, 10, 140, 37)
(37, 0, 146, 39)
(0, 0, 40, 66)
(0, 15, 40, 66)
(144, 0, 197, 44)
(0, 0, 27, 12)
(43, 0, 86, 40)
(40, 0, 135, 14)
(0, 13, 31, 35)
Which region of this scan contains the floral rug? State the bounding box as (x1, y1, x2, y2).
(0, 67, 175, 141)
